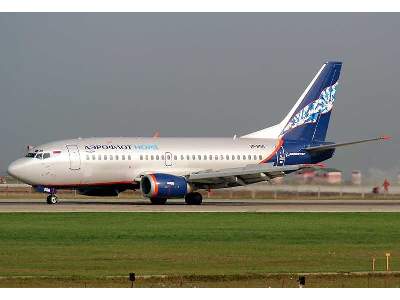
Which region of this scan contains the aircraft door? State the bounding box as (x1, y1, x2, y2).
(164, 152, 173, 167)
(275, 146, 286, 166)
(66, 145, 81, 170)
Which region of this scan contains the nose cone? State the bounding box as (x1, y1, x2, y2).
(7, 160, 27, 182)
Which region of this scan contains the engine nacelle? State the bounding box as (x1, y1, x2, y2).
(140, 173, 190, 199)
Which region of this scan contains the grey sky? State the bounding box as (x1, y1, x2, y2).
(0, 13, 398, 177)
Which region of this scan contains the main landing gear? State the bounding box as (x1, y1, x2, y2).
(46, 194, 59, 205)
(185, 192, 203, 205)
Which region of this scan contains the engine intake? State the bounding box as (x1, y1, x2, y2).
(141, 173, 190, 199)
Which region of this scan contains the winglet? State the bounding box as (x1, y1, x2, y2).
(152, 130, 160, 138)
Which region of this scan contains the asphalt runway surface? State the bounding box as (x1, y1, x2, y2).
(1, 198, 400, 212)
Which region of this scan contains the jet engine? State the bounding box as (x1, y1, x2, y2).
(140, 173, 191, 199)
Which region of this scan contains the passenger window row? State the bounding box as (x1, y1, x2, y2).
(85, 154, 132, 161)
(85, 153, 264, 162)
(138, 154, 263, 161)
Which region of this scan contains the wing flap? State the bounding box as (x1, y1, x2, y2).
(187, 163, 316, 187)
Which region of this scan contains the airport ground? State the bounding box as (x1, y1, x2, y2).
(0, 212, 400, 287)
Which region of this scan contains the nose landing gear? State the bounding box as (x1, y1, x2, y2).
(46, 194, 59, 205)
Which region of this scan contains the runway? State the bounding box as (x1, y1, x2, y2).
(1, 198, 400, 212)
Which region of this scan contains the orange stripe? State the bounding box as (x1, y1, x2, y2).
(149, 174, 158, 197)
(44, 180, 135, 188)
(259, 138, 284, 164)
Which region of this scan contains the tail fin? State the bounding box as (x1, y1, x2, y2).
(242, 61, 342, 143)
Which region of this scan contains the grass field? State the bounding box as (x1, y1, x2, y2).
(0, 212, 400, 287)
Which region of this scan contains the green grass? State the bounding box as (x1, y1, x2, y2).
(0, 213, 399, 279)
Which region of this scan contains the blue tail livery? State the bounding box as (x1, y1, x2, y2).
(280, 61, 341, 143)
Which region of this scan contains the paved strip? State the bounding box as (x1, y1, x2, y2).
(1, 198, 400, 212)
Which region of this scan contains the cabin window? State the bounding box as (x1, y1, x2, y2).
(92, 154, 96, 160)
(237, 155, 240, 160)
(181, 155, 184, 160)
(204, 155, 207, 160)
(248, 155, 252, 160)
(128, 155, 131, 160)
(254, 155, 257, 160)
(192, 155, 196, 160)
(220, 155, 224, 160)
(151, 155, 154, 160)
(174, 155, 177, 160)
(122, 155, 125, 160)
(198, 155, 202, 160)
(109, 155, 113, 160)
(115, 155, 119, 160)
(215, 155, 218, 160)
(226, 154, 229, 160)
(259, 155, 263, 160)
(243, 155, 246, 160)
(104, 155, 107, 160)
(86, 155, 90, 160)
(145, 155, 148, 160)
(98, 155, 102, 160)
(156, 155, 159, 160)
(232, 155, 235, 160)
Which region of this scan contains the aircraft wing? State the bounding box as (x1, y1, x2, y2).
(187, 163, 318, 188)
(303, 135, 391, 153)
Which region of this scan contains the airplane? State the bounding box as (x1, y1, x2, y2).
(7, 61, 390, 205)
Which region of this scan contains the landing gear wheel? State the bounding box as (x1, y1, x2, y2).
(150, 197, 167, 205)
(185, 192, 203, 205)
(46, 194, 58, 205)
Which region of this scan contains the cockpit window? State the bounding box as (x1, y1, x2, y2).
(26, 151, 50, 159)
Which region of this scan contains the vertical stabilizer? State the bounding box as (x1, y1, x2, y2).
(242, 61, 342, 142)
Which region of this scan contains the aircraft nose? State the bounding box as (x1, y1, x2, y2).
(7, 160, 26, 181)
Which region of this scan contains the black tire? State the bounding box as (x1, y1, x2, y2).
(185, 192, 203, 205)
(46, 194, 58, 205)
(150, 197, 167, 205)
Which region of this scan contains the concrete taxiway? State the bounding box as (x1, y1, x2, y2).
(0, 198, 400, 212)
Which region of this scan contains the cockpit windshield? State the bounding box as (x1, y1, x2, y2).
(25, 151, 51, 159)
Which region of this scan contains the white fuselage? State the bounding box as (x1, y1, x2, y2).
(8, 137, 279, 187)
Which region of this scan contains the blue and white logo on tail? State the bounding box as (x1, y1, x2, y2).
(280, 61, 342, 143)
(243, 61, 343, 166)
(281, 81, 338, 136)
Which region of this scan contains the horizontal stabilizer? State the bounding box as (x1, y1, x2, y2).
(303, 135, 391, 153)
